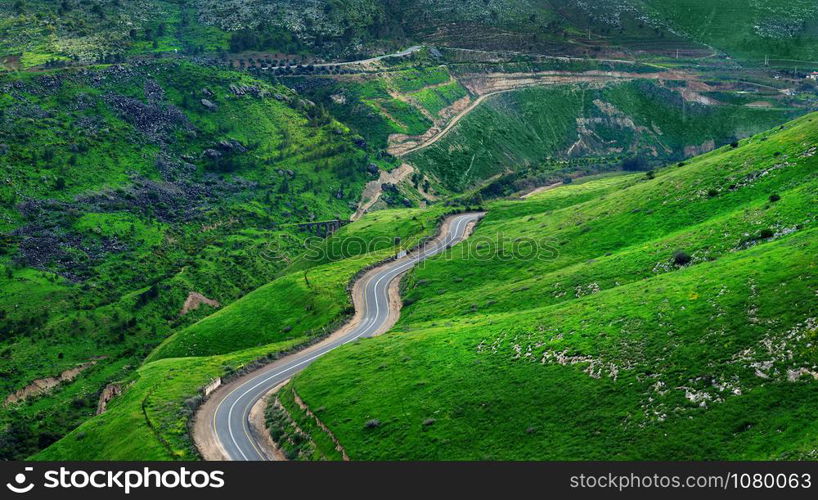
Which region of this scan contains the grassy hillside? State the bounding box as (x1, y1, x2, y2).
(35, 207, 449, 460)
(637, 0, 818, 64)
(148, 207, 447, 360)
(406, 80, 799, 192)
(0, 0, 230, 68)
(191, 0, 818, 62)
(0, 59, 378, 460)
(280, 112, 818, 460)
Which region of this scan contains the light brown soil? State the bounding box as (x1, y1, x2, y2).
(96, 383, 122, 415)
(248, 381, 288, 461)
(5, 362, 96, 406)
(180, 292, 220, 316)
(352, 163, 416, 221)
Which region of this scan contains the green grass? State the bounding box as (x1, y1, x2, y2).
(281, 112, 818, 460)
(388, 66, 451, 93)
(638, 0, 818, 64)
(410, 81, 469, 118)
(35, 207, 450, 459)
(149, 207, 448, 361)
(0, 58, 376, 460)
(374, 98, 432, 135)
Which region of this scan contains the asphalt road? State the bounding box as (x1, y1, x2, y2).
(209, 212, 483, 461)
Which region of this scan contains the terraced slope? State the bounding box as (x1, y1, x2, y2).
(279, 113, 818, 460)
(406, 80, 799, 192)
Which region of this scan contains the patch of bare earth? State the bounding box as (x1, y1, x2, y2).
(352, 163, 417, 220)
(5, 362, 97, 406)
(180, 292, 220, 316)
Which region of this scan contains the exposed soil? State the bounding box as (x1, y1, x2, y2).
(352, 163, 416, 221)
(5, 362, 96, 406)
(521, 182, 563, 199)
(180, 292, 221, 316)
(248, 381, 287, 461)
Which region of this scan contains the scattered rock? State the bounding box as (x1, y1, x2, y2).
(201, 98, 218, 111)
(180, 292, 221, 315)
(96, 383, 122, 415)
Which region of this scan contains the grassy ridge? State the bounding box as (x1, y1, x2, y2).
(282, 112, 818, 460)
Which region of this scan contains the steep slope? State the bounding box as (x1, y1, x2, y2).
(190, 0, 818, 62)
(279, 113, 818, 460)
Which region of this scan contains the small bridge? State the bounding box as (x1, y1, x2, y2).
(294, 219, 350, 237)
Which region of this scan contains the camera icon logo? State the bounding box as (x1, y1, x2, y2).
(6, 467, 34, 494)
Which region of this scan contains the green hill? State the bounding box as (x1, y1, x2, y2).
(279, 112, 818, 460)
(4, 0, 818, 67)
(33, 207, 449, 460)
(0, 59, 377, 460)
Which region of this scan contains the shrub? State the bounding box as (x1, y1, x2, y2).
(672, 251, 692, 266)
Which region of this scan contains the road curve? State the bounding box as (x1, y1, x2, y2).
(198, 212, 483, 461)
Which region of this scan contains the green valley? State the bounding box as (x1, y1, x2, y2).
(1, 0, 817, 465)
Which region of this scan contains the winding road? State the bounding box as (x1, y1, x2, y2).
(196, 212, 483, 461)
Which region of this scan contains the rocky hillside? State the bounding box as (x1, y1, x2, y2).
(0, 59, 376, 459)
